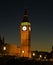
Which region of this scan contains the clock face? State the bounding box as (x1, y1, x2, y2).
(29, 27, 31, 31)
(22, 26, 27, 31)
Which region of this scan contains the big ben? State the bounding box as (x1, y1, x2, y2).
(20, 10, 31, 58)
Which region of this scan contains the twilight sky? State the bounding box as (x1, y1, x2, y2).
(0, 0, 53, 52)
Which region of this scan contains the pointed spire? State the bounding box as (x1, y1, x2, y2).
(22, 9, 29, 22)
(0, 35, 1, 45)
(0, 35, 1, 41)
(24, 9, 28, 17)
(2, 36, 4, 44)
(52, 46, 53, 51)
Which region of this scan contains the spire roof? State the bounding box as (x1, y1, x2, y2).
(22, 10, 29, 22)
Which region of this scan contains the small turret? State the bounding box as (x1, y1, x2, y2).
(0, 35, 1, 41)
(0, 35, 2, 45)
(2, 36, 4, 44)
(52, 46, 53, 51)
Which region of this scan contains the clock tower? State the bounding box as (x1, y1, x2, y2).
(20, 10, 31, 58)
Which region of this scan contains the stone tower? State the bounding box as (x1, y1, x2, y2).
(20, 10, 31, 58)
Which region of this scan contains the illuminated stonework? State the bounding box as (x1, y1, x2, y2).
(21, 22, 31, 25)
(0, 10, 31, 58)
(20, 10, 31, 58)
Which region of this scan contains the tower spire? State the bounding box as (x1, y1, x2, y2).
(22, 10, 29, 22)
(24, 9, 28, 17)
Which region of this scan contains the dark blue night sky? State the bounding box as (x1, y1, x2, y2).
(0, 0, 53, 52)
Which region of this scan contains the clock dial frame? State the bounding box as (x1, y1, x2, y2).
(29, 27, 31, 31)
(22, 26, 27, 31)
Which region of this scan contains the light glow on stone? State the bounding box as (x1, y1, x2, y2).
(21, 22, 31, 25)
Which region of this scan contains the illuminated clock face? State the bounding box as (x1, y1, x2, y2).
(22, 26, 27, 31)
(29, 27, 31, 31)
